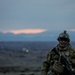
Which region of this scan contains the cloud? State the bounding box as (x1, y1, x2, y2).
(68, 29, 75, 32)
(0, 0, 75, 31)
(3, 29, 46, 34)
(69, 29, 75, 32)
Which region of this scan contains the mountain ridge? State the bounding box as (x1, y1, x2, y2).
(0, 31, 75, 42)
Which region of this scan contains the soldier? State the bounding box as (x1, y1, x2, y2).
(41, 30, 75, 75)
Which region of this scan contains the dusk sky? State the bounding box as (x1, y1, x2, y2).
(0, 0, 75, 34)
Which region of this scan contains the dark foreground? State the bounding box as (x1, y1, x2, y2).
(0, 41, 75, 75)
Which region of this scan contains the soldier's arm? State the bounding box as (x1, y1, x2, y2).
(41, 49, 55, 75)
(70, 48, 75, 66)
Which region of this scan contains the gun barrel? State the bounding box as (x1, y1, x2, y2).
(61, 55, 75, 75)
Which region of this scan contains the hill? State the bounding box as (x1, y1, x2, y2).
(0, 31, 75, 41)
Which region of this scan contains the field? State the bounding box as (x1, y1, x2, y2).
(0, 41, 75, 75)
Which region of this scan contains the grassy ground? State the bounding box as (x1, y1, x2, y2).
(0, 72, 40, 75)
(0, 47, 48, 75)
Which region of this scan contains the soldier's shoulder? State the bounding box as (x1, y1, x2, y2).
(69, 46, 75, 53)
(47, 47, 56, 55)
(70, 46, 75, 51)
(72, 48, 75, 52)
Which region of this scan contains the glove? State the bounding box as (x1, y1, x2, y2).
(52, 61, 64, 73)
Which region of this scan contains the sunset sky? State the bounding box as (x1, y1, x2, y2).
(0, 0, 75, 34)
(3, 29, 46, 34)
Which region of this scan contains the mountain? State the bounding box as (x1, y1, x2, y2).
(0, 31, 75, 42)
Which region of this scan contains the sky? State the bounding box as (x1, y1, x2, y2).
(0, 0, 75, 34)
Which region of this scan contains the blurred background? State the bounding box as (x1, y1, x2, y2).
(0, 0, 75, 75)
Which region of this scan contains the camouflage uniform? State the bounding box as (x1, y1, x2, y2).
(41, 31, 75, 75)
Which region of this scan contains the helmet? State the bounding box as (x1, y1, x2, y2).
(57, 30, 70, 42)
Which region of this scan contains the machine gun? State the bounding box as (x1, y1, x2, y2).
(60, 55, 75, 75)
(53, 47, 75, 75)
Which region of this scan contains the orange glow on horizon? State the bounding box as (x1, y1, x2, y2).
(3, 29, 46, 34)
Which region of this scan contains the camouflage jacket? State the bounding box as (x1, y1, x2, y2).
(41, 44, 75, 75)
